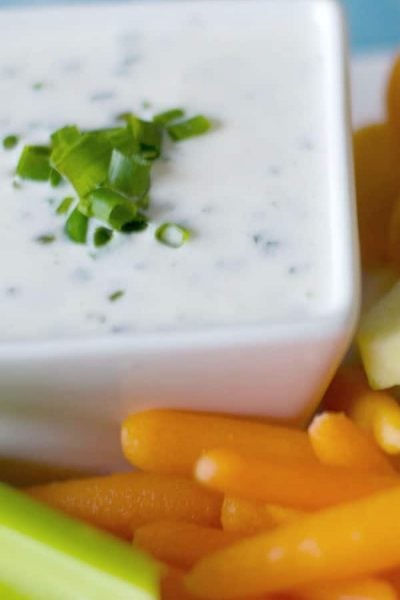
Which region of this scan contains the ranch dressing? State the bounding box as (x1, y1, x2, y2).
(0, 0, 338, 341)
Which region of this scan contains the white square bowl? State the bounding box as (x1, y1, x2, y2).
(0, 0, 359, 476)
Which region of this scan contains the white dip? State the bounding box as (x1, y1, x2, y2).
(0, 0, 340, 341)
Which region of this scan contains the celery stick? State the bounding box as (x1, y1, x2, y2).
(0, 482, 162, 599)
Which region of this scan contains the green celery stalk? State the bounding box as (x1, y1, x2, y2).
(0, 482, 162, 600)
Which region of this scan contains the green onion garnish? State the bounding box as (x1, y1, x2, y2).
(108, 149, 151, 200)
(16, 146, 51, 181)
(36, 234, 56, 245)
(123, 114, 162, 159)
(49, 168, 63, 187)
(167, 116, 212, 141)
(51, 133, 112, 198)
(3, 135, 19, 150)
(94, 227, 113, 247)
(109, 290, 125, 302)
(56, 196, 74, 215)
(154, 108, 185, 126)
(89, 188, 141, 231)
(16, 105, 212, 249)
(32, 81, 44, 91)
(65, 207, 89, 244)
(155, 222, 191, 248)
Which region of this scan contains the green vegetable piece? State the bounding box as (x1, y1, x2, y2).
(167, 116, 211, 141)
(108, 149, 151, 200)
(16, 145, 51, 181)
(56, 196, 75, 215)
(36, 234, 56, 244)
(32, 81, 44, 90)
(125, 114, 163, 159)
(3, 134, 19, 150)
(51, 125, 81, 150)
(94, 226, 113, 247)
(0, 482, 161, 600)
(51, 133, 112, 197)
(155, 222, 191, 248)
(89, 187, 142, 231)
(65, 207, 89, 244)
(103, 126, 140, 156)
(49, 168, 63, 187)
(109, 289, 125, 302)
(154, 108, 185, 126)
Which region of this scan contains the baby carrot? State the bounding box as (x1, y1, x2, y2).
(221, 496, 306, 534)
(185, 485, 400, 598)
(298, 577, 397, 600)
(195, 449, 399, 509)
(121, 410, 317, 476)
(135, 521, 241, 569)
(324, 367, 400, 455)
(27, 472, 222, 539)
(308, 412, 395, 474)
(161, 568, 198, 600)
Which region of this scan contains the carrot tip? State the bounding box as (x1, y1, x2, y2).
(195, 457, 217, 482)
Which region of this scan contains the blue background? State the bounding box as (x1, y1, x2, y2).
(0, 0, 399, 53)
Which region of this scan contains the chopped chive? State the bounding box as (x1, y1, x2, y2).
(109, 290, 125, 302)
(51, 133, 112, 197)
(89, 188, 140, 231)
(167, 116, 211, 141)
(16, 145, 51, 181)
(32, 81, 44, 91)
(154, 108, 185, 126)
(155, 222, 191, 248)
(123, 114, 162, 159)
(65, 207, 89, 244)
(94, 226, 113, 247)
(121, 214, 148, 233)
(51, 126, 81, 164)
(56, 196, 74, 215)
(3, 134, 19, 150)
(49, 168, 63, 187)
(36, 234, 56, 244)
(108, 149, 151, 200)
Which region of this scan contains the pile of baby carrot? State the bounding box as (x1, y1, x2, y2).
(25, 366, 400, 600)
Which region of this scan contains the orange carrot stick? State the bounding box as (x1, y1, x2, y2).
(161, 568, 198, 600)
(298, 577, 398, 600)
(134, 521, 241, 569)
(195, 449, 399, 509)
(353, 123, 400, 266)
(27, 472, 222, 539)
(221, 496, 306, 534)
(323, 367, 400, 455)
(185, 485, 400, 599)
(308, 412, 395, 474)
(121, 410, 317, 477)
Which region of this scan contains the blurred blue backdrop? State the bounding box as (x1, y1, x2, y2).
(0, 0, 399, 53)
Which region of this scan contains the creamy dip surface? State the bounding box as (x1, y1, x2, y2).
(0, 0, 341, 342)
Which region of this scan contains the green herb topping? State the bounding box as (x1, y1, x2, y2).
(65, 207, 89, 244)
(3, 135, 19, 150)
(155, 223, 191, 248)
(154, 108, 185, 126)
(109, 290, 125, 302)
(56, 196, 74, 215)
(16, 107, 212, 247)
(36, 234, 56, 245)
(167, 116, 211, 141)
(94, 227, 113, 248)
